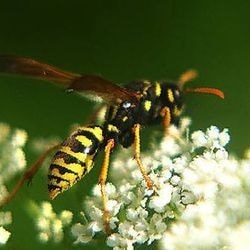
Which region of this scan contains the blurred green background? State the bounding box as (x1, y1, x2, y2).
(0, 1, 250, 249)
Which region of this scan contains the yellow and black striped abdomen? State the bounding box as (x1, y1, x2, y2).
(48, 125, 104, 199)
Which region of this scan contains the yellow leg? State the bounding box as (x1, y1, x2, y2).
(0, 144, 59, 207)
(160, 106, 171, 135)
(98, 139, 115, 234)
(133, 124, 153, 189)
(178, 69, 198, 86)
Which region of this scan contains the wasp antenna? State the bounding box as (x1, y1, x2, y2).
(185, 87, 224, 99)
(178, 69, 198, 87)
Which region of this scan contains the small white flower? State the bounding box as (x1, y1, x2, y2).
(149, 184, 173, 213)
(71, 223, 93, 244)
(38, 232, 49, 242)
(226, 221, 250, 250)
(126, 208, 140, 221)
(11, 129, 28, 147)
(191, 130, 207, 147)
(207, 125, 220, 139)
(37, 217, 50, 231)
(0, 226, 11, 245)
(218, 128, 230, 146)
(32, 201, 73, 243)
(60, 210, 73, 225)
(41, 202, 53, 217)
(170, 175, 180, 186)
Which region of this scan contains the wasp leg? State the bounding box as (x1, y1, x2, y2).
(160, 106, 171, 135)
(178, 69, 198, 86)
(133, 123, 153, 189)
(160, 107, 187, 146)
(98, 138, 115, 234)
(0, 144, 59, 207)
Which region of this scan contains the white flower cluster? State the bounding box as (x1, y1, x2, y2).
(0, 123, 28, 245)
(71, 120, 250, 250)
(0, 212, 12, 245)
(161, 127, 250, 250)
(0, 123, 27, 182)
(0, 123, 73, 245)
(30, 201, 73, 243)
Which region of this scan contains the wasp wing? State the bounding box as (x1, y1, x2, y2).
(0, 55, 139, 103)
(0, 54, 79, 85)
(68, 74, 139, 103)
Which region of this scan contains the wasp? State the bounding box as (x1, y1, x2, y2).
(0, 55, 224, 232)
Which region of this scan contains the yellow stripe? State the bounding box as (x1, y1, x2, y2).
(75, 135, 92, 147)
(52, 158, 84, 177)
(122, 116, 128, 122)
(60, 146, 87, 163)
(85, 158, 93, 172)
(167, 89, 175, 103)
(59, 146, 95, 173)
(49, 155, 94, 191)
(80, 127, 103, 142)
(144, 100, 152, 111)
(155, 82, 161, 96)
(50, 167, 77, 186)
(49, 177, 69, 187)
(107, 124, 119, 133)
